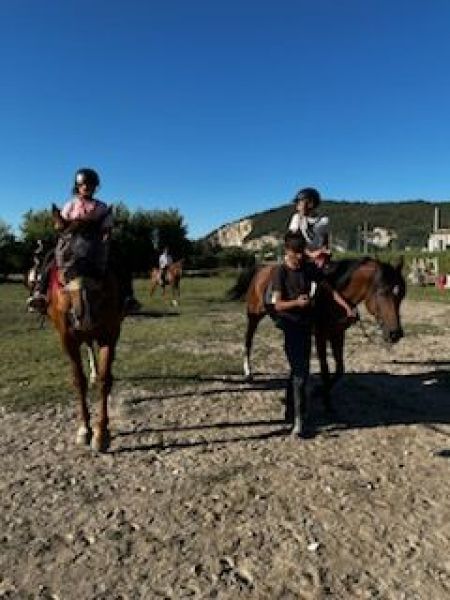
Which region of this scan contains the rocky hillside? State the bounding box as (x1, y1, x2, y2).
(205, 200, 450, 251)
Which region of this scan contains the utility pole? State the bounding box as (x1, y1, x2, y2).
(363, 221, 369, 254)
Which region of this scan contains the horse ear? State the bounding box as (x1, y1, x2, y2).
(393, 255, 404, 272)
(52, 204, 65, 231)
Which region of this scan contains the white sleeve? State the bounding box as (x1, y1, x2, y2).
(288, 213, 300, 232)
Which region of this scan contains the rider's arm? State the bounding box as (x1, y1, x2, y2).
(320, 280, 355, 318)
(331, 289, 355, 318)
(304, 247, 331, 260)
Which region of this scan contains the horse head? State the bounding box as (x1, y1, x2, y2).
(52, 205, 113, 331)
(364, 257, 406, 344)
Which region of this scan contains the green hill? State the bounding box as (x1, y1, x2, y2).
(242, 199, 450, 250)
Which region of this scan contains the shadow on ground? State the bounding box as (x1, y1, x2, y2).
(112, 368, 450, 454)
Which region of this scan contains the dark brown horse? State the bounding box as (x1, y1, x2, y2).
(230, 257, 406, 406)
(45, 205, 123, 452)
(149, 259, 183, 306)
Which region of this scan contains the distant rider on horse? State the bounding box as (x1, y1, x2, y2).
(159, 246, 173, 286)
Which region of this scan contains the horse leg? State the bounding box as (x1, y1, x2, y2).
(65, 339, 92, 446)
(86, 343, 97, 385)
(315, 330, 333, 413)
(172, 279, 180, 306)
(149, 279, 157, 297)
(91, 342, 115, 452)
(243, 312, 264, 380)
(330, 330, 345, 387)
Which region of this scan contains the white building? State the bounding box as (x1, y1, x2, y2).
(428, 230, 450, 251)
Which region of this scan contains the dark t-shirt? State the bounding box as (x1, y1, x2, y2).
(272, 261, 325, 326)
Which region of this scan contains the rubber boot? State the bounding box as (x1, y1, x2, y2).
(291, 376, 311, 438)
(284, 376, 294, 425)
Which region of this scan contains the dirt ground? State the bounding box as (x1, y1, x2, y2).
(0, 299, 449, 599)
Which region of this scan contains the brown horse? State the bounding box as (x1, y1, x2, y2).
(230, 257, 406, 406)
(149, 259, 183, 305)
(45, 205, 123, 452)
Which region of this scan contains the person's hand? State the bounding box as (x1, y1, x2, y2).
(297, 294, 310, 308)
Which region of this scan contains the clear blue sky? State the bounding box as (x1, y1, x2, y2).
(1, 0, 450, 239)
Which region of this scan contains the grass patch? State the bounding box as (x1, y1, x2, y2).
(0, 277, 246, 411)
(1, 275, 446, 411)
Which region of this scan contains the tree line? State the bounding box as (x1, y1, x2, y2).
(0, 204, 256, 280)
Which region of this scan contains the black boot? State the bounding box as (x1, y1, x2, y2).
(284, 376, 294, 425)
(291, 376, 313, 439)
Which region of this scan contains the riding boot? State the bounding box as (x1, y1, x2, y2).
(291, 376, 311, 438)
(284, 376, 294, 425)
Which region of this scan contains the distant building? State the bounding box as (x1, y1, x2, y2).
(427, 207, 450, 251)
(368, 227, 397, 249)
(428, 230, 450, 251)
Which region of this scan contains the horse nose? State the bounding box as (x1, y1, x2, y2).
(389, 328, 404, 343)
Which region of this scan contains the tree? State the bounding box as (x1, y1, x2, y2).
(111, 206, 191, 274)
(20, 209, 57, 254)
(0, 220, 19, 279)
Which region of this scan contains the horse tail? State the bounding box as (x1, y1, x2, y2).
(227, 266, 258, 300)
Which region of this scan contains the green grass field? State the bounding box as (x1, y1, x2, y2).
(0, 277, 246, 411)
(0, 276, 448, 411)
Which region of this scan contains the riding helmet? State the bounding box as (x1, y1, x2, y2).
(293, 187, 321, 207)
(74, 167, 100, 189)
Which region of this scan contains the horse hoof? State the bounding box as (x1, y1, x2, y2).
(76, 426, 92, 446)
(91, 429, 111, 453)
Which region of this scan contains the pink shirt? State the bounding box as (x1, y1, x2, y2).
(61, 197, 114, 229)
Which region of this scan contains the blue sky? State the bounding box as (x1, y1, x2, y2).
(1, 0, 450, 239)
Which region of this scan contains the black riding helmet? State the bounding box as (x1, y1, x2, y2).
(293, 187, 321, 208)
(72, 168, 100, 194)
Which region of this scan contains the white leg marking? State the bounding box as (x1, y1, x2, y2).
(76, 425, 92, 446)
(86, 346, 97, 385)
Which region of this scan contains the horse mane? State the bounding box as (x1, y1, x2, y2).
(376, 260, 405, 289)
(324, 257, 374, 291)
(227, 266, 259, 300)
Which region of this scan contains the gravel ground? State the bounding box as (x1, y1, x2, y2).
(0, 299, 449, 599)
